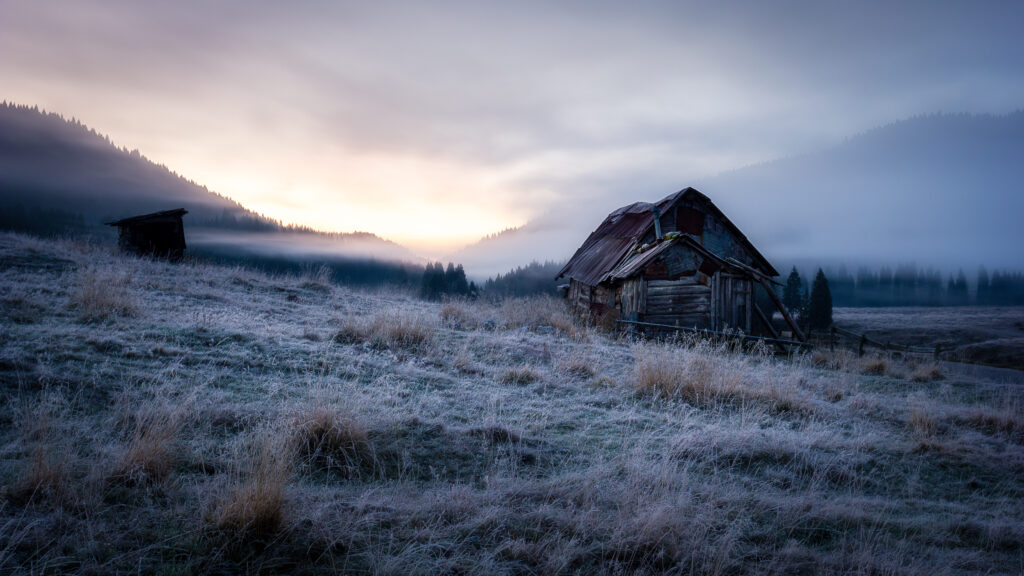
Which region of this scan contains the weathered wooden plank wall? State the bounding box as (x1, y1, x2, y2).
(712, 273, 753, 332)
(644, 278, 711, 328)
(619, 278, 647, 320)
(568, 279, 591, 318)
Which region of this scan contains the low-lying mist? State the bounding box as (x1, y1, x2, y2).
(189, 229, 415, 264)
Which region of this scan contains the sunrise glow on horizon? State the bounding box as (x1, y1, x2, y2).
(3, 0, 1023, 266)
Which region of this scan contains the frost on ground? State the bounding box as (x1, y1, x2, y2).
(1, 231, 1022, 575)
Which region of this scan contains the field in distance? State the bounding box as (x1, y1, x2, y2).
(834, 306, 1024, 371)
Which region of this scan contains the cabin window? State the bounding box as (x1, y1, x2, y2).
(676, 207, 704, 238)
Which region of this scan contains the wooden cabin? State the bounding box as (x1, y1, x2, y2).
(556, 188, 802, 338)
(106, 208, 188, 262)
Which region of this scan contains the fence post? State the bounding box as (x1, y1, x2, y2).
(829, 326, 836, 352)
(934, 344, 941, 360)
(858, 334, 866, 357)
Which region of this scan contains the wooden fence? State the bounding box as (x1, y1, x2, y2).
(616, 319, 812, 352)
(614, 320, 939, 359)
(828, 326, 942, 358)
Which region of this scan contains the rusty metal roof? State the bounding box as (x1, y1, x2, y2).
(556, 187, 777, 285)
(554, 205, 653, 286)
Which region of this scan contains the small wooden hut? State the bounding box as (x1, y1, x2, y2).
(106, 208, 188, 262)
(556, 188, 802, 339)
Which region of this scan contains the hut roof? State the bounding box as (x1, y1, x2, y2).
(105, 208, 187, 227)
(603, 233, 742, 282)
(556, 188, 777, 285)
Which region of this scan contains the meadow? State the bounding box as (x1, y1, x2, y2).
(1, 231, 1022, 575)
(833, 307, 1024, 371)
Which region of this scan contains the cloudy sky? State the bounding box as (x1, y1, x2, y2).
(3, 0, 1023, 258)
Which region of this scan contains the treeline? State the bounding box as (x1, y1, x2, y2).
(481, 261, 565, 298)
(791, 264, 1024, 307)
(193, 208, 280, 232)
(190, 247, 422, 287)
(420, 262, 476, 300)
(0, 200, 90, 237)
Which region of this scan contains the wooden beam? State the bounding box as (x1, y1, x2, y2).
(725, 257, 783, 286)
(753, 303, 780, 340)
(754, 303, 787, 353)
(719, 257, 804, 340)
(755, 275, 806, 342)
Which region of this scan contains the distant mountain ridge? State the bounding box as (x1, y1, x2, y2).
(0, 102, 411, 261)
(0, 102, 265, 227)
(456, 110, 1024, 275)
(698, 110, 1024, 269)
(445, 221, 575, 280)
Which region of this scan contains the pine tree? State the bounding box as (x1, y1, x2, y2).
(977, 267, 990, 306)
(431, 262, 446, 297)
(420, 262, 438, 299)
(421, 262, 447, 300)
(954, 269, 969, 305)
(444, 262, 457, 293)
(783, 267, 804, 314)
(807, 268, 833, 331)
(453, 264, 470, 295)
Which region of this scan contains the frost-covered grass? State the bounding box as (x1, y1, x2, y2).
(1, 231, 1023, 575)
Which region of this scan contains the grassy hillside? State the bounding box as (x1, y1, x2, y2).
(0, 103, 413, 267)
(0, 103, 255, 228)
(1, 232, 1022, 575)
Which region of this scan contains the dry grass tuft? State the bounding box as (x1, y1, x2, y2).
(293, 405, 372, 472)
(7, 410, 73, 505)
(499, 296, 576, 334)
(114, 408, 183, 485)
(450, 345, 480, 374)
(440, 300, 480, 330)
(500, 364, 541, 386)
(908, 363, 944, 382)
(811, 351, 832, 368)
(333, 310, 435, 350)
(631, 341, 810, 414)
(957, 407, 1024, 443)
(859, 357, 891, 376)
(823, 375, 856, 402)
(631, 345, 736, 405)
(12, 441, 69, 505)
(300, 264, 333, 292)
(907, 404, 939, 442)
(557, 351, 596, 378)
(211, 433, 293, 540)
(810, 349, 857, 371)
(1, 288, 46, 324)
(70, 267, 136, 321)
